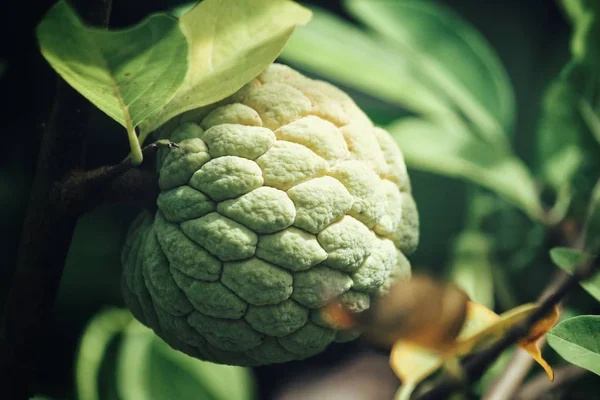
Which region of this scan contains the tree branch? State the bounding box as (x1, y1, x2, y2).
(412, 253, 598, 400)
(0, 134, 171, 397)
(482, 271, 565, 400)
(61, 140, 176, 215)
(0, 1, 118, 397)
(515, 363, 588, 399)
(483, 187, 599, 399)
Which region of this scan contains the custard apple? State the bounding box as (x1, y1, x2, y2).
(121, 63, 419, 366)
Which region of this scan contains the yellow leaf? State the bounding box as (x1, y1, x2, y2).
(389, 301, 558, 393)
(517, 305, 560, 381)
(139, 0, 312, 138)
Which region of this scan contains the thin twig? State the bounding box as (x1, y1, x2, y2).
(482, 343, 537, 400)
(60, 140, 176, 215)
(483, 270, 565, 400)
(515, 364, 589, 400)
(412, 253, 598, 400)
(483, 183, 599, 399)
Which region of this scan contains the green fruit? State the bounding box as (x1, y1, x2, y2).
(121, 64, 419, 366)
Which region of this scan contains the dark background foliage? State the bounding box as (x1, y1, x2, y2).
(1, 0, 588, 399)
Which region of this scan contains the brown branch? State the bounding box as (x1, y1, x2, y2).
(411, 253, 598, 400)
(515, 364, 589, 400)
(0, 135, 170, 398)
(483, 192, 598, 399)
(482, 271, 565, 400)
(61, 140, 176, 215)
(482, 344, 536, 400)
(0, 1, 118, 397)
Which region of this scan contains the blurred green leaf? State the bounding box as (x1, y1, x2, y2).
(536, 64, 600, 206)
(139, 0, 312, 139)
(37, 0, 188, 164)
(580, 99, 600, 145)
(344, 0, 514, 141)
(280, 6, 451, 116)
(117, 319, 255, 400)
(448, 231, 495, 308)
(550, 247, 600, 302)
(561, 0, 600, 65)
(547, 315, 600, 375)
(75, 308, 133, 400)
(387, 117, 544, 221)
(584, 180, 600, 252)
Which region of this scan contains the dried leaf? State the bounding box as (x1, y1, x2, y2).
(323, 275, 469, 351)
(389, 301, 558, 394)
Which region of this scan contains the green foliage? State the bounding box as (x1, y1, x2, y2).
(138, 0, 312, 140)
(76, 308, 255, 400)
(281, 0, 544, 221)
(280, 6, 450, 116)
(29, 0, 600, 397)
(550, 247, 600, 302)
(37, 0, 188, 164)
(561, 0, 600, 65)
(36, 0, 311, 164)
(385, 118, 543, 221)
(344, 0, 515, 138)
(536, 0, 600, 218)
(535, 63, 600, 212)
(547, 315, 600, 375)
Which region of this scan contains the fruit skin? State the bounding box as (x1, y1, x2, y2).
(121, 63, 419, 366)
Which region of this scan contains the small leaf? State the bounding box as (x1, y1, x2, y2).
(547, 315, 600, 376)
(550, 247, 600, 302)
(139, 0, 312, 138)
(448, 231, 495, 308)
(517, 307, 561, 381)
(37, 0, 188, 164)
(387, 117, 544, 221)
(75, 308, 133, 400)
(344, 0, 514, 141)
(390, 343, 440, 400)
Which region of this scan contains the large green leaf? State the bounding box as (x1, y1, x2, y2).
(279, 7, 452, 117)
(344, 0, 514, 142)
(536, 64, 600, 205)
(537, 1, 600, 209)
(37, 0, 188, 164)
(387, 117, 544, 221)
(138, 0, 312, 139)
(547, 315, 600, 376)
(117, 319, 255, 400)
(550, 247, 600, 302)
